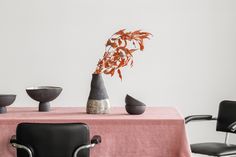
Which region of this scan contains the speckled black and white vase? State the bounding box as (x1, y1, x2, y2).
(86, 74, 110, 114)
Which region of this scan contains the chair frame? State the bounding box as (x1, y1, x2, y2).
(185, 115, 236, 156)
(10, 131, 101, 157)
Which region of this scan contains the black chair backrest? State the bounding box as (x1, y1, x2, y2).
(16, 123, 90, 157)
(217, 100, 236, 133)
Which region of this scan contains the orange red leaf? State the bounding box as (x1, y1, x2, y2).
(117, 69, 122, 80)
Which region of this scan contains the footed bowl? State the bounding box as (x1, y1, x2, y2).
(26, 86, 62, 112)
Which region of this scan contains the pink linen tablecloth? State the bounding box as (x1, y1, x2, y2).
(0, 107, 191, 157)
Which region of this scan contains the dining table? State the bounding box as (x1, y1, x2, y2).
(0, 107, 191, 157)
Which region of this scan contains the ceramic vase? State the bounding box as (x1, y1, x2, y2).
(86, 74, 110, 114)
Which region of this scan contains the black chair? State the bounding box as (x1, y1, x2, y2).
(10, 123, 101, 157)
(185, 100, 236, 156)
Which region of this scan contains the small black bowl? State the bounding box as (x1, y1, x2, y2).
(125, 94, 146, 106)
(125, 105, 146, 115)
(0, 95, 16, 113)
(26, 86, 62, 112)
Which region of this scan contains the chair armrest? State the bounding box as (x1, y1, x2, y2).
(185, 115, 216, 124)
(91, 135, 101, 145)
(73, 135, 102, 157)
(228, 121, 236, 132)
(10, 135, 17, 144)
(9, 135, 33, 157)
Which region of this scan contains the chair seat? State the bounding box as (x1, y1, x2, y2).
(191, 142, 236, 156)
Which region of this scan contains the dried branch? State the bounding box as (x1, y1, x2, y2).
(94, 29, 152, 80)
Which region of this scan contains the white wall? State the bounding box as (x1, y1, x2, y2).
(1, 0, 236, 145)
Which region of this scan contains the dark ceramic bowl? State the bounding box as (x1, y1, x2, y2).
(125, 105, 146, 115)
(26, 86, 62, 112)
(0, 95, 16, 113)
(125, 94, 146, 106)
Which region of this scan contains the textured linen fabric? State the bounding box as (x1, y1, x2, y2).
(0, 107, 191, 157)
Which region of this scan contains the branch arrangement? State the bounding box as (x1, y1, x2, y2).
(94, 29, 152, 80)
